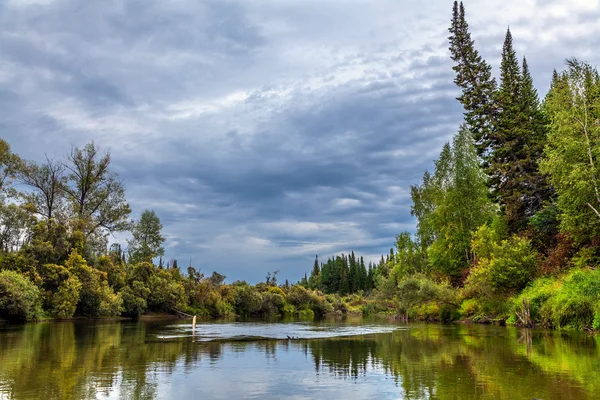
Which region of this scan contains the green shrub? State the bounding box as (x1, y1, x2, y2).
(0, 270, 42, 321)
(121, 280, 150, 317)
(50, 275, 82, 319)
(297, 308, 315, 319)
(397, 274, 459, 318)
(360, 302, 376, 316)
(511, 269, 600, 330)
(472, 225, 538, 292)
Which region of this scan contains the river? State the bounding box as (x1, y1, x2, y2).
(0, 318, 598, 399)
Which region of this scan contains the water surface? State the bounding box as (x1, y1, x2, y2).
(0, 318, 598, 399)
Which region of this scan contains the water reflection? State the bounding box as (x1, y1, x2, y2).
(0, 320, 599, 399)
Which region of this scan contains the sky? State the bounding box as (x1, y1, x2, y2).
(1, 0, 599, 283)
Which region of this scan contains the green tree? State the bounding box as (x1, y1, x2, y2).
(358, 257, 368, 291)
(412, 127, 495, 282)
(63, 142, 131, 244)
(50, 274, 82, 319)
(18, 156, 66, 223)
(540, 59, 600, 243)
(308, 255, 321, 290)
(0, 138, 22, 198)
(0, 269, 42, 321)
(492, 30, 551, 233)
(0, 203, 33, 252)
(66, 250, 122, 317)
(448, 1, 497, 159)
(127, 209, 165, 264)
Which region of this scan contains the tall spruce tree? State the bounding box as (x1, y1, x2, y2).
(492, 30, 552, 232)
(448, 1, 497, 160)
(517, 57, 552, 219)
(358, 256, 367, 291)
(348, 251, 358, 293)
(308, 255, 321, 290)
(492, 28, 524, 227)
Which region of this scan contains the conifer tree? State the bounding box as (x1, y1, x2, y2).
(321, 258, 333, 293)
(338, 255, 349, 295)
(492, 30, 551, 232)
(308, 255, 321, 290)
(448, 1, 497, 160)
(358, 257, 367, 291)
(348, 251, 358, 293)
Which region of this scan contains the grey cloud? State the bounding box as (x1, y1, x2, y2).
(1, 0, 599, 282)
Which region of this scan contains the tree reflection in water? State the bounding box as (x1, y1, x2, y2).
(0, 321, 598, 399)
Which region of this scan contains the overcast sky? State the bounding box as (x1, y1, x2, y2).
(1, 0, 599, 283)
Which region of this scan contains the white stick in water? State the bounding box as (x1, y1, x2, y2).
(192, 315, 197, 330)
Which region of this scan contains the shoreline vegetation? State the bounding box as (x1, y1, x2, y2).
(2, 1, 600, 332)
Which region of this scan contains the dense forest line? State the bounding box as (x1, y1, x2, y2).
(2, 1, 600, 331)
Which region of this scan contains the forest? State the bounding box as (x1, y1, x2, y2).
(1, 1, 600, 331)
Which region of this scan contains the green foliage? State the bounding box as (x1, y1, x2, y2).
(286, 285, 333, 317)
(127, 209, 165, 264)
(0, 203, 34, 253)
(492, 31, 550, 233)
(540, 59, 600, 243)
(50, 275, 82, 319)
(63, 142, 131, 250)
(96, 255, 126, 291)
(147, 269, 187, 312)
(0, 252, 40, 285)
(0, 270, 42, 321)
(510, 269, 600, 330)
(121, 281, 150, 318)
(448, 1, 496, 155)
(66, 251, 122, 317)
(396, 274, 459, 321)
(471, 225, 538, 291)
(412, 127, 494, 281)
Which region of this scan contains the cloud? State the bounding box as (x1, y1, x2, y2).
(1, 0, 599, 282)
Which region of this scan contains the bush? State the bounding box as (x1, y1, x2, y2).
(121, 282, 149, 318)
(66, 251, 122, 317)
(397, 274, 459, 318)
(234, 284, 262, 316)
(472, 225, 538, 292)
(50, 275, 82, 319)
(0, 270, 42, 321)
(510, 269, 600, 330)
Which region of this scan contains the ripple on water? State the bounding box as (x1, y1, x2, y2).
(153, 322, 405, 342)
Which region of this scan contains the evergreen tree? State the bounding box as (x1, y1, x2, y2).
(338, 255, 349, 295)
(366, 263, 372, 289)
(321, 258, 333, 293)
(348, 251, 358, 293)
(448, 1, 497, 160)
(492, 30, 551, 232)
(517, 56, 553, 218)
(300, 272, 308, 287)
(308, 255, 321, 290)
(358, 256, 368, 291)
